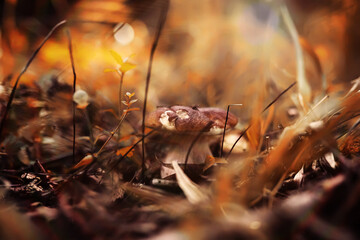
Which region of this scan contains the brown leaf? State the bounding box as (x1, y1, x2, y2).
(116, 146, 134, 157)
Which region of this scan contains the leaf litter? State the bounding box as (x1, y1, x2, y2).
(0, 1, 360, 239)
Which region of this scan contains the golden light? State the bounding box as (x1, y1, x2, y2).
(114, 23, 135, 45)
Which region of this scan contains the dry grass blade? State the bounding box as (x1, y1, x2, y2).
(141, 0, 170, 180)
(240, 92, 360, 205)
(280, 4, 311, 109)
(122, 182, 190, 214)
(220, 104, 242, 158)
(227, 82, 296, 158)
(0, 20, 67, 139)
(65, 28, 77, 163)
(172, 161, 209, 204)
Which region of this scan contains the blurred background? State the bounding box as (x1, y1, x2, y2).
(1, 0, 360, 121)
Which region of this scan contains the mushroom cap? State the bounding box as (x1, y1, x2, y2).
(145, 106, 238, 134)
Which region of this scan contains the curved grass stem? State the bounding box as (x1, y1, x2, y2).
(94, 111, 128, 158)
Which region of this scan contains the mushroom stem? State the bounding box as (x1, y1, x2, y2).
(160, 135, 214, 178)
(185, 121, 214, 170)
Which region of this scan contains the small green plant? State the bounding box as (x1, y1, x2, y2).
(104, 50, 136, 117)
(94, 92, 139, 159)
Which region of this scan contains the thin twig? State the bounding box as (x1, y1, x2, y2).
(102, 129, 156, 183)
(67, 19, 119, 26)
(66, 28, 77, 163)
(113, 22, 126, 36)
(220, 104, 242, 158)
(227, 125, 252, 159)
(35, 159, 47, 173)
(94, 112, 128, 158)
(226, 82, 297, 158)
(117, 72, 125, 140)
(141, 0, 169, 179)
(82, 108, 94, 151)
(262, 82, 296, 113)
(0, 20, 67, 139)
(118, 71, 124, 118)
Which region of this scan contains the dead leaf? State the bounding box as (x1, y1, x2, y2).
(172, 161, 208, 204)
(116, 146, 134, 157)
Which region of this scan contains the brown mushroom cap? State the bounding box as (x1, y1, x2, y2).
(145, 106, 238, 133)
(198, 107, 238, 129)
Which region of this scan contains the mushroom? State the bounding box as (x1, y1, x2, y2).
(146, 106, 238, 178)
